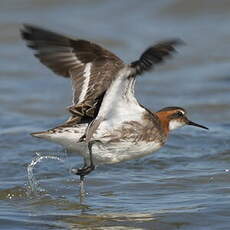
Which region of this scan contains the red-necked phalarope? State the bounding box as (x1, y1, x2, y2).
(21, 25, 208, 192)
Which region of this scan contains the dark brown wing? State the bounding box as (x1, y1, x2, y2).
(130, 39, 183, 76)
(20, 24, 124, 123)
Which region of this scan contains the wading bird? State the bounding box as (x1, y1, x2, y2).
(21, 25, 208, 193)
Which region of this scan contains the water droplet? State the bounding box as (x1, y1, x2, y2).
(27, 153, 65, 195)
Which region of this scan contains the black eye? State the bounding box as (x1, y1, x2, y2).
(176, 111, 184, 117)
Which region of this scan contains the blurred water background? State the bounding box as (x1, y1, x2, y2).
(0, 0, 230, 229)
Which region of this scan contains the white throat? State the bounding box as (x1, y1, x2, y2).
(169, 120, 185, 130)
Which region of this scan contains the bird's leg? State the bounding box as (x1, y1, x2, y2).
(79, 174, 85, 196)
(73, 141, 96, 194)
(75, 142, 95, 176)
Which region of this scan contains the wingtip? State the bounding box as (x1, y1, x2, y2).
(20, 23, 47, 40)
(152, 38, 185, 49)
(169, 38, 185, 46)
(20, 23, 32, 33)
(130, 38, 184, 75)
(21, 23, 38, 31)
(20, 23, 32, 40)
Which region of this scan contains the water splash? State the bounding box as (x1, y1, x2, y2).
(27, 152, 65, 195)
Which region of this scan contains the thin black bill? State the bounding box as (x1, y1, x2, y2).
(188, 121, 209, 130)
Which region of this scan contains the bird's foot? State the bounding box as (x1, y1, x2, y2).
(73, 165, 95, 177)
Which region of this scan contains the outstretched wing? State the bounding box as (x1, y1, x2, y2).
(130, 39, 183, 76)
(20, 24, 124, 121)
(86, 40, 182, 141)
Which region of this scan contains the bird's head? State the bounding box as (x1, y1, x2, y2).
(156, 107, 208, 134)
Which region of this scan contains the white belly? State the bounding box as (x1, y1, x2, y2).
(79, 140, 163, 165)
(42, 130, 163, 165)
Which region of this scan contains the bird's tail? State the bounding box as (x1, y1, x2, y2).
(31, 131, 51, 138)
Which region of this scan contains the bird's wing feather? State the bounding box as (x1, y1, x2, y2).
(130, 39, 183, 76)
(20, 24, 124, 119)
